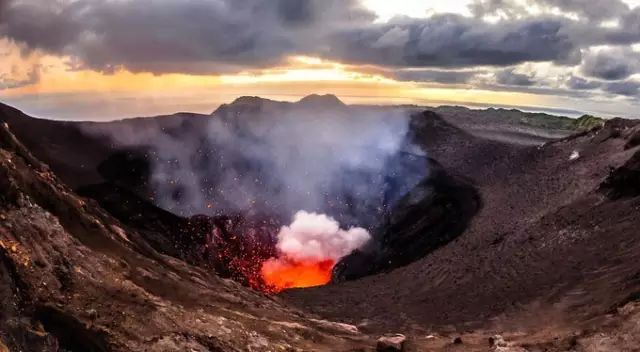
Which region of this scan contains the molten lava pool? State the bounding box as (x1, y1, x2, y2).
(260, 257, 335, 293)
(250, 211, 371, 293)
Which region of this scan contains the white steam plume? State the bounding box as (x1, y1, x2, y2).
(83, 97, 429, 229)
(276, 211, 371, 261)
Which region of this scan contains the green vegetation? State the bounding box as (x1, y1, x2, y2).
(484, 108, 605, 131)
(571, 114, 605, 130)
(518, 112, 603, 131)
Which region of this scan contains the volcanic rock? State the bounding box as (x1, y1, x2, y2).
(624, 126, 640, 150)
(489, 335, 507, 347)
(0, 118, 371, 351)
(494, 347, 527, 352)
(333, 156, 481, 281)
(601, 150, 640, 199)
(376, 333, 406, 351)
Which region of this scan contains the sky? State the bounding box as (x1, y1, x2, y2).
(1, 0, 640, 120)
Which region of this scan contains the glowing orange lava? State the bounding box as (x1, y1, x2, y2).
(260, 257, 335, 293)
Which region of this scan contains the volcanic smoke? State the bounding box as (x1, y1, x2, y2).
(261, 211, 371, 292)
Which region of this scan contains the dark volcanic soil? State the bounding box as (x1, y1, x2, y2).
(1, 98, 640, 351)
(283, 113, 640, 335)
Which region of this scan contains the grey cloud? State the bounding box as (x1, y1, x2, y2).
(1, 1, 579, 73)
(469, 0, 528, 18)
(0, 0, 371, 74)
(0, 0, 8, 17)
(470, 0, 631, 21)
(2, 0, 84, 54)
(559, 8, 640, 47)
(276, 0, 372, 27)
(567, 75, 602, 90)
(468, 0, 640, 50)
(392, 69, 481, 84)
(605, 80, 640, 96)
(326, 15, 579, 68)
(581, 48, 639, 80)
(495, 68, 536, 86)
(477, 80, 593, 98)
(604, 8, 640, 45)
(371, 27, 410, 49)
(533, 0, 629, 21)
(277, 0, 314, 25)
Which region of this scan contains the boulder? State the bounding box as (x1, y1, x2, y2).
(489, 335, 507, 347)
(625, 128, 640, 150)
(376, 334, 406, 351)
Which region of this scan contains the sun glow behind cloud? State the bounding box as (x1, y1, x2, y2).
(0, 51, 585, 121)
(219, 56, 394, 84)
(0, 37, 630, 120)
(0, 36, 541, 120)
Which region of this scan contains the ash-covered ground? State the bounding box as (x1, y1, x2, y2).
(1, 96, 640, 351)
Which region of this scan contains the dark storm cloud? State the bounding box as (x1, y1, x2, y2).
(581, 48, 639, 81)
(276, 0, 370, 26)
(0, 0, 7, 17)
(495, 68, 536, 86)
(279, 0, 374, 25)
(2, 0, 83, 54)
(0, 0, 371, 74)
(277, 0, 314, 25)
(325, 15, 579, 68)
(0, 0, 578, 72)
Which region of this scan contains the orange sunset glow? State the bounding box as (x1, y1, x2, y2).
(0, 37, 554, 120)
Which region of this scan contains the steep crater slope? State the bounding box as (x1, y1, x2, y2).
(0, 122, 374, 351)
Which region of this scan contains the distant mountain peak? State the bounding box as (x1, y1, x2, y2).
(230, 96, 278, 106)
(212, 96, 284, 115)
(297, 94, 346, 109)
(212, 94, 347, 115)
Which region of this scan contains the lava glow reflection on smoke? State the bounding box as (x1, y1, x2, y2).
(260, 211, 370, 293)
